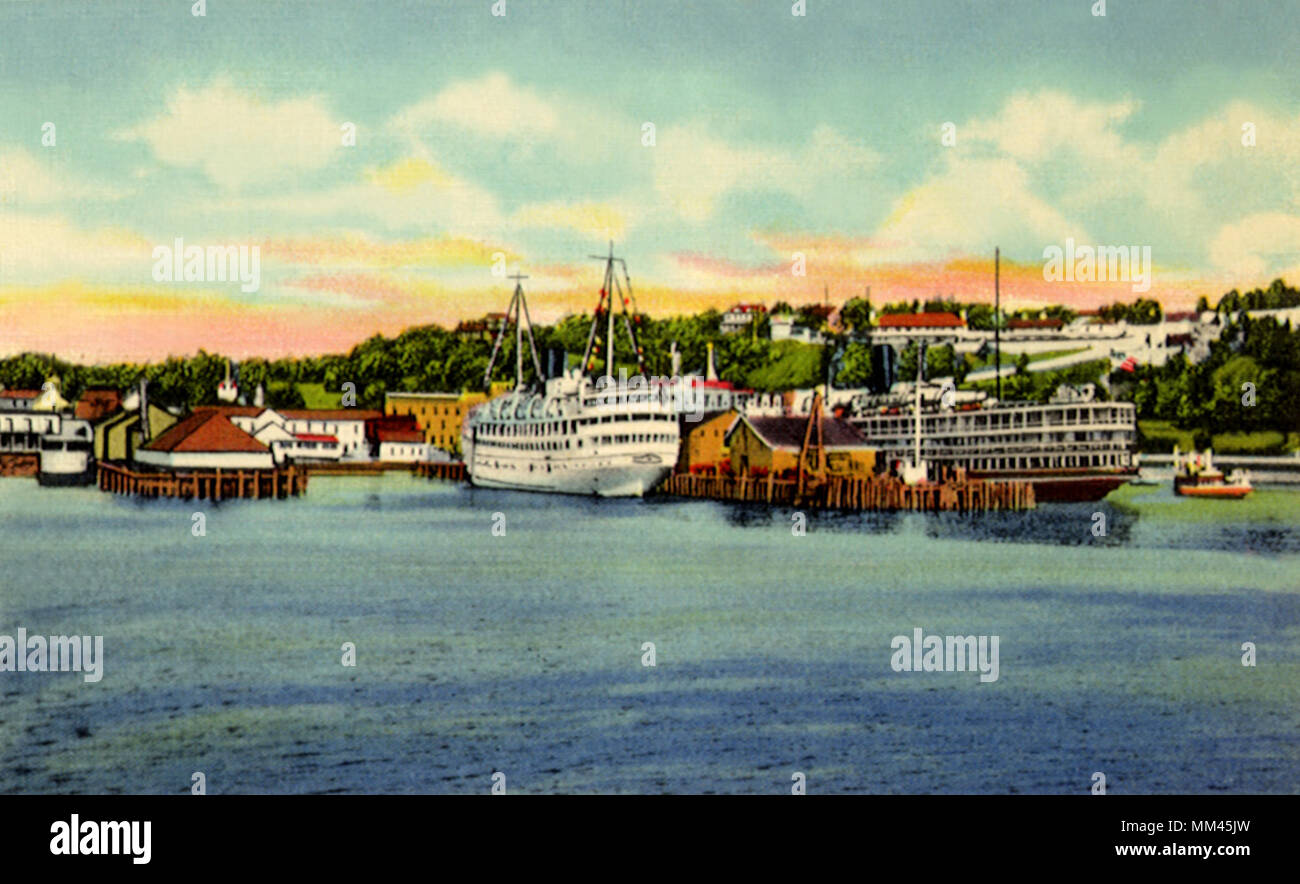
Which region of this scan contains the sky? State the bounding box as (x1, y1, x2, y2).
(1, 0, 1297, 362)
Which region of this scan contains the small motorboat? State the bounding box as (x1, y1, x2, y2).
(1172, 446, 1251, 499)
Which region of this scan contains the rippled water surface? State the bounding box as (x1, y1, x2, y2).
(1, 475, 1297, 793)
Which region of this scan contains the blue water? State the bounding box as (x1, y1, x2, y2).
(1, 475, 1297, 793)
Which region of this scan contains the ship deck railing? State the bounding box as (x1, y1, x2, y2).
(865, 440, 1135, 455)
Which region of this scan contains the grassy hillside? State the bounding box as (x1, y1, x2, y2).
(297, 382, 341, 409)
(1139, 419, 1298, 454)
(744, 341, 824, 391)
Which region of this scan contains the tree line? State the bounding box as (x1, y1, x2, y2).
(2, 280, 1294, 421)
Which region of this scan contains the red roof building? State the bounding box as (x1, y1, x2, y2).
(144, 410, 269, 453)
(278, 409, 382, 422)
(375, 427, 424, 444)
(135, 410, 274, 469)
(877, 312, 965, 329)
(1006, 318, 1064, 330)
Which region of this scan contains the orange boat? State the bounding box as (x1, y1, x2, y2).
(1172, 447, 1252, 499)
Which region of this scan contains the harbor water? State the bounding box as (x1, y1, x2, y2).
(1, 475, 1297, 794)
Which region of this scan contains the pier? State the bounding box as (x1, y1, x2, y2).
(305, 461, 414, 476)
(413, 460, 468, 482)
(97, 461, 307, 500)
(660, 471, 1035, 513)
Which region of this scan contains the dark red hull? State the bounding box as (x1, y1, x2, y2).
(969, 469, 1136, 502)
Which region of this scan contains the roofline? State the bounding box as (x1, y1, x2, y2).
(726, 412, 872, 451)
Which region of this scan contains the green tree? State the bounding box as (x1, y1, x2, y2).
(836, 341, 873, 387)
(840, 297, 872, 333)
(965, 304, 996, 331)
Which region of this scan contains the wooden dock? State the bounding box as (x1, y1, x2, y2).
(413, 461, 468, 482)
(660, 471, 1035, 513)
(97, 461, 307, 500)
(305, 461, 414, 476)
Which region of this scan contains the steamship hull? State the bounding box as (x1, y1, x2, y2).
(464, 448, 674, 497)
(968, 468, 1136, 502)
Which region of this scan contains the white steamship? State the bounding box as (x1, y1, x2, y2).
(460, 249, 680, 497)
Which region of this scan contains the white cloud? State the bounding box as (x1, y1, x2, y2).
(209, 166, 505, 237)
(870, 156, 1088, 263)
(962, 90, 1141, 168)
(116, 79, 342, 190)
(391, 75, 883, 228)
(1208, 212, 1300, 280)
(0, 211, 152, 284)
(653, 123, 881, 223)
(511, 200, 630, 240)
(391, 72, 563, 140)
(0, 148, 123, 204)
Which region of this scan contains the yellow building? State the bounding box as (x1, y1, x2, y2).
(385, 384, 510, 456)
(95, 404, 179, 461)
(725, 414, 877, 477)
(676, 410, 738, 473)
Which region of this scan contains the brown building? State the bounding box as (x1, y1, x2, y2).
(385, 389, 494, 456)
(75, 387, 124, 421)
(725, 413, 877, 477)
(676, 410, 737, 473)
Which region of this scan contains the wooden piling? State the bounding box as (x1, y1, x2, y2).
(659, 470, 1034, 513)
(95, 461, 305, 500)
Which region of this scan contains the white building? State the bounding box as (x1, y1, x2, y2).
(279, 409, 379, 459)
(375, 427, 432, 462)
(770, 314, 826, 344)
(720, 303, 767, 334)
(225, 407, 370, 464)
(0, 390, 39, 411)
(0, 410, 63, 453)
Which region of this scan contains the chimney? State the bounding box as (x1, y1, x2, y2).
(670, 341, 681, 377)
(705, 341, 718, 382)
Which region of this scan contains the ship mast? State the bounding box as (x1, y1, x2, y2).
(483, 271, 544, 392)
(994, 246, 1001, 401)
(914, 340, 924, 469)
(581, 242, 645, 381)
